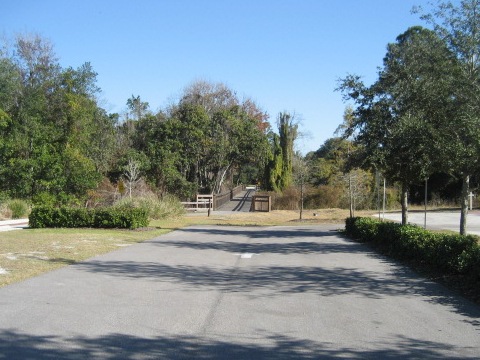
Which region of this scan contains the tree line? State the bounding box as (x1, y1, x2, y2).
(334, 0, 480, 234)
(4, 1, 479, 236)
(0, 35, 298, 206)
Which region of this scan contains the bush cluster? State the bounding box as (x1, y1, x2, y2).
(29, 206, 149, 230)
(345, 217, 480, 276)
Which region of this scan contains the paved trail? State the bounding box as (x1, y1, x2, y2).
(216, 189, 255, 212)
(0, 219, 29, 232)
(0, 225, 479, 359)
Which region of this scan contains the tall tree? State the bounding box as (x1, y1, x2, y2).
(0, 34, 105, 202)
(277, 111, 298, 190)
(179, 80, 237, 116)
(416, 0, 480, 234)
(338, 26, 458, 224)
(132, 87, 270, 199)
(126, 95, 150, 121)
(263, 132, 284, 191)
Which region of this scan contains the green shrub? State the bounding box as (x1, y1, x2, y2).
(428, 233, 478, 273)
(32, 191, 81, 207)
(345, 217, 380, 242)
(93, 207, 148, 229)
(149, 194, 185, 219)
(29, 207, 91, 228)
(344, 217, 480, 278)
(29, 206, 148, 229)
(0, 192, 9, 203)
(7, 199, 29, 219)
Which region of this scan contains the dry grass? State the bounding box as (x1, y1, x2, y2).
(163, 208, 376, 227)
(0, 209, 364, 288)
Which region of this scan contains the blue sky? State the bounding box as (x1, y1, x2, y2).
(3, 0, 433, 154)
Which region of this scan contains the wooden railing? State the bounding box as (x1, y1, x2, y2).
(181, 195, 212, 212)
(181, 185, 245, 211)
(212, 185, 245, 210)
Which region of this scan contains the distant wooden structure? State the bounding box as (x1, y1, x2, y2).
(181, 185, 245, 212)
(251, 195, 271, 212)
(181, 195, 212, 212)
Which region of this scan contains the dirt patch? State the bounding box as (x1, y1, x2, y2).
(133, 227, 159, 232)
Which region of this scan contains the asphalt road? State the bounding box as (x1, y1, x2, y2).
(380, 210, 480, 235)
(0, 225, 479, 359)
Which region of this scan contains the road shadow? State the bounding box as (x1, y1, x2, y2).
(0, 329, 473, 359)
(150, 226, 359, 256)
(153, 238, 365, 255)
(147, 226, 480, 323)
(74, 258, 480, 328)
(69, 225, 480, 328)
(171, 226, 341, 240)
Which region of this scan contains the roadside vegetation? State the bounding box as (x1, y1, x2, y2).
(344, 217, 480, 305)
(1, 1, 480, 234)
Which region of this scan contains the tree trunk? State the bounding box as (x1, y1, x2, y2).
(215, 164, 231, 194)
(460, 174, 469, 235)
(349, 173, 354, 218)
(300, 181, 304, 220)
(401, 182, 408, 225)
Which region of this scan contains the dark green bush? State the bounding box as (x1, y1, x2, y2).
(92, 208, 149, 229)
(345, 217, 380, 242)
(427, 233, 479, 273)
(344, 217, 480, 277)
(29, 206, 148, 229)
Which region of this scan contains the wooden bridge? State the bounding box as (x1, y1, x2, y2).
(182, 185, 270, 213)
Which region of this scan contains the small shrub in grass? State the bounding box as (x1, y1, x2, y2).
(151, 194, 185, 219)
(7, 199, 29, 219)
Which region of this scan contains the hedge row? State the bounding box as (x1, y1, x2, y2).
(29, 206, 149, 230)
(345, 217, 480, 276)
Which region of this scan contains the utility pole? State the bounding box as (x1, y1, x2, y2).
(382, 177, 386, 221)
(424, 178, 428, 229)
